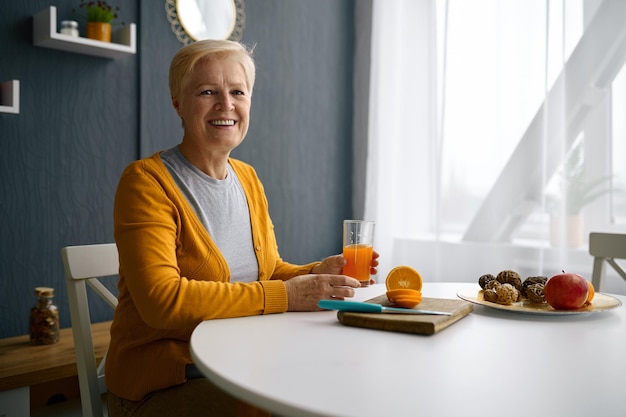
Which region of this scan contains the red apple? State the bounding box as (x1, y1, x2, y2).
(544, 272, 589, 310)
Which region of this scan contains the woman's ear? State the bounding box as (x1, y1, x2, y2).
(172, 96, 182, 117)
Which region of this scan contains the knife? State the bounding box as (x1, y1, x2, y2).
(318, 300, 452, 315)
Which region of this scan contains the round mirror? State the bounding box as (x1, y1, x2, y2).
(166, 0, 246, 44)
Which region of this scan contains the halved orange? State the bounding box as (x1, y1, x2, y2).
(394, 298, 421, 309)
(392, 293, 422, 308)
(386, 288, 420, 298)
(386, 266, 422, 291)
(386, 289, 422, 308)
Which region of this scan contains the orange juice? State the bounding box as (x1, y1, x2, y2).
(343, 244, 373, 284)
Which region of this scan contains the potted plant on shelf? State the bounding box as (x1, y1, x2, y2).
(548, 140, 615, 248)
(79, 1, 120, 43)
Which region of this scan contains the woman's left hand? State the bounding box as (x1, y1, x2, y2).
(312, 251, 380, 276)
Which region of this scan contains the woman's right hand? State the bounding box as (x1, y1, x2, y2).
(284, 274, 361, 311)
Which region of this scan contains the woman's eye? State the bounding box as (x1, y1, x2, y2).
(199, 89, 245, 96)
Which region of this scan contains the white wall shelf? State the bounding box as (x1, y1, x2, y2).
(0, 80, 20, 114)
(33, 6, 136, 59)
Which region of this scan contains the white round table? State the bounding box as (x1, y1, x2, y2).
(190, 283, 626, 417)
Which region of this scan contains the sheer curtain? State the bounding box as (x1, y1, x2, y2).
(361, 0, 626, 294)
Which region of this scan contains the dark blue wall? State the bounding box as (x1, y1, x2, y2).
(0, 0, 354, 338)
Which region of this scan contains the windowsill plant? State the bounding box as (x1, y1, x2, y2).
(547, 139, 617, 247)
(552, 140, 614, 216)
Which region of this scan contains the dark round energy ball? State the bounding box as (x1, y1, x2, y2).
(479, 274, 496, 289)
(522, 276, 547, 297)
(496, 270, 523, 293)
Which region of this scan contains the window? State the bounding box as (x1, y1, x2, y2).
(364, 0, 626, 283)
(366, 0, 625, 245)
(612, 64, 626, 225)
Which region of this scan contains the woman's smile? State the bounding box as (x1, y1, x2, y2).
(172, 55, 252, 178)
(210, 119, 236, 126)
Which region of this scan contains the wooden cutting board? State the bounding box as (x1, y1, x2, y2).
(337, 295, 473, 335)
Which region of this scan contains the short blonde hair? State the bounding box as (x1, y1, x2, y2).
(169, 40, 256, 100)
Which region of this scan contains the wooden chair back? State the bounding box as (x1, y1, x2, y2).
(589, 232, 626, 292)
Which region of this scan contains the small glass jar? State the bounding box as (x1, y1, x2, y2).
(60, 20, 79, 37)
(29, 287, 60, 345)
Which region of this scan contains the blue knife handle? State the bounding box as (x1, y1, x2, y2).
(318, 300, 383, 313)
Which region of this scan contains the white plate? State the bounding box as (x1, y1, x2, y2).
(457, 287, 622, 315)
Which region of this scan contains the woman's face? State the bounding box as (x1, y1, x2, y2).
(173, 56, 251, 155)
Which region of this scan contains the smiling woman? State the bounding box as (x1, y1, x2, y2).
(105, 39, 376, 417)
(173, 56, 252, 178)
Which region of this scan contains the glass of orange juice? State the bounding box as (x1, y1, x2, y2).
(342, 220, 375, 286)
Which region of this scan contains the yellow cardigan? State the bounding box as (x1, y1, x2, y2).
(106, 152, 317, 401)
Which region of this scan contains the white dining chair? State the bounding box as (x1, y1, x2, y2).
(61, 243, 119, 417)
(589, 232, 626, 292)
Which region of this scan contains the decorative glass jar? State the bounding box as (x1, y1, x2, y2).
(29, 287, 60, 345)
(60, 20, 79, 37)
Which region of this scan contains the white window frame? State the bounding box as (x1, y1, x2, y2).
(463, 0, 626, 243)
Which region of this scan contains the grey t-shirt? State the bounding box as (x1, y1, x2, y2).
(161, 146, 259, 282)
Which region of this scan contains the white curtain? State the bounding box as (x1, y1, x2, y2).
(362, 0, 626, 294)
